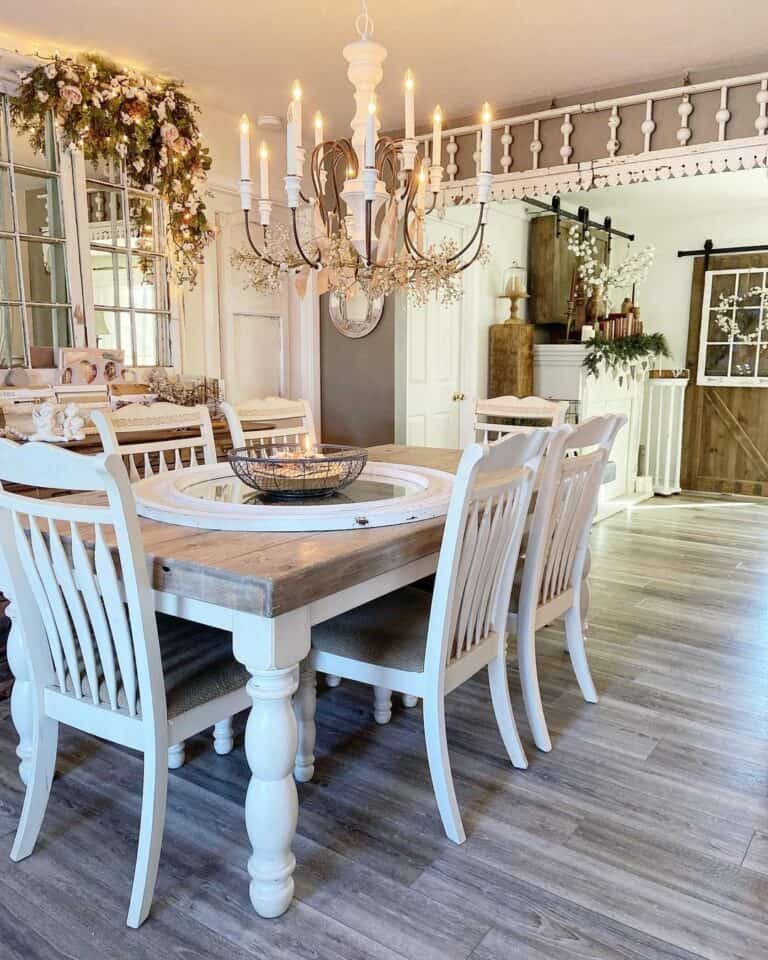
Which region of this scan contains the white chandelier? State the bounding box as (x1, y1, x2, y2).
(235, 0, 493, 304)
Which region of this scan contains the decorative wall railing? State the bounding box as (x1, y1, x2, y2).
(414, 71, 768, 201)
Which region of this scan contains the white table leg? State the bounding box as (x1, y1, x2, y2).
(232, 608, 310, 919)
(293, 659, 316, 783)
(7, 600, 33, 786)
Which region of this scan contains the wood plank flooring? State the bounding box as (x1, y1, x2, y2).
(0, 494, 767, 959)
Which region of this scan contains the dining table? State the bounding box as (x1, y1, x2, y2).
(6, 444, 463, 919)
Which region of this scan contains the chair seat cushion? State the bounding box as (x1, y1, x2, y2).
(157, 614, 248, 719)
(72, 613, 247, 719)
(312, 587, 432, 673)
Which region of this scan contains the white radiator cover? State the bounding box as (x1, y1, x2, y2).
(641, 377, 689, 496)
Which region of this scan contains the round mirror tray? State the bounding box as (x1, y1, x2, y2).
(133, 461, 454, 532)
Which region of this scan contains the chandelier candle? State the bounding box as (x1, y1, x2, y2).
(259, 143, 270, 200)
(432, 106, 443, 166)
(481, 103, 492, 172)
(404, 70, 415, 139)
(239, 114, 251, 210)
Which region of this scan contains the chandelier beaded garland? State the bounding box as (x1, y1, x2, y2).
(234, 1, 492, 305)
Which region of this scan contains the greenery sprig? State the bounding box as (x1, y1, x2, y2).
(11, 53, 214, 287)
(583, 332, 671, 379)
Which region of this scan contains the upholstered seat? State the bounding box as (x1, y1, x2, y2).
(72, 613, 247, 719)
(312, 588, 431, 673)
(158, 615, 247, 718)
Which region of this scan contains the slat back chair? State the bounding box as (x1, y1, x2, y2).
(0, 439, 248, 927)
(512, 414, 627, 753)
(221, 396, 317, 452)
(474, 395, 569, 442)
(306, 429, 548, 843)
(91, 402, 217, 482)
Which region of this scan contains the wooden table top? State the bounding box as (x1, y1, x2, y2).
(137, 445, 461, 618)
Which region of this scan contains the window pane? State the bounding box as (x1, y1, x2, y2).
(13, 170, 64, 238)
(734, 307, 760, 342)
(133, 256, 168, 310)
(737, 271, 766, 305)
(11, 113, 57, 171)
(91, 250, 129, 307)
(135, 312, 166, 367)
(731, 344, 758, 378)
(20, 240, 68, 303)
(707, 309, 731, 342)
(0, 237, 20, 301)
(704, 344, 730, 377)
(94, 309, 131, 359)
(126, 194, 158, 252)
(0, 167, 13, 230)
(0, 304, 25, 367)
(87, 185, 126, 244)
(28, 305, 71, 350)
(758, 346, 768, 378)
(0, 108, 8, 162)
(85, 157, 121, 184)
(710, 272, 737, 306)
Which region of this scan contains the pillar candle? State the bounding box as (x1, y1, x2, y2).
(291, 80, 302, 148)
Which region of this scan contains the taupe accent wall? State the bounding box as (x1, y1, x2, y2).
(320, 293, 395, 447)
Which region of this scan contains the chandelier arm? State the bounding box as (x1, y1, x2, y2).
(446, 203, 486, 263)
(243, 212, 283, 269)
(291, 207, 322, 269)
(455, 223, 487, 272)
(402, 188, 433, 262)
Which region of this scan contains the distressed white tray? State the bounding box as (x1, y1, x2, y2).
(133, 461, 454, 532)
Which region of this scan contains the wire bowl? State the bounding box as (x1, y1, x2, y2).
(227, 442, 368, 499)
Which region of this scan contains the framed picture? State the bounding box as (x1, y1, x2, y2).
(58, 348, 126, 386)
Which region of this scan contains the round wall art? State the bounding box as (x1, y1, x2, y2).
(329, 290, 385, 338)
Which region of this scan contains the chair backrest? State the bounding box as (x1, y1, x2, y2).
(519, 415, 626, 615)
(91, 401, 217, 482)
(221, 396, 317, 451)
(0, 439, 165, 727)
(474, 395, 569, 442)
(425, 429, 548, 676)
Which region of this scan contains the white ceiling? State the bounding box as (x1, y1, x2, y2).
(1, 1, 767, 136)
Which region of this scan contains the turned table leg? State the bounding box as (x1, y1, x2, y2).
(233, 608, 310, 919)
(293, 659, 316, 783)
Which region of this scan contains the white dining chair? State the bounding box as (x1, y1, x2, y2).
(0, 439, 250, 928)
(511, 414, 626, 753)
(91, 401, 224, 767)
(474, 395, 569, 442)
(221, 395, 317, 452)
(295, 429, 547, 843)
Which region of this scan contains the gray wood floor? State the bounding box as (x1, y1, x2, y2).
(1, 495, 767, 960)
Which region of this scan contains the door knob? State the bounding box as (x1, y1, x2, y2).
(452, 391, 465, 401)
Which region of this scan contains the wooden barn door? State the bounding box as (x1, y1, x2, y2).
(681, 253, 768, 496)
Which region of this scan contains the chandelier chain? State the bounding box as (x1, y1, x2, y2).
(355, 0, 374, 39)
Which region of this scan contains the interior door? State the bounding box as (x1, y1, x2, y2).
(681, 252, 768, 496)
(216, 210, 290, 405)
(405, 221, 463, 447)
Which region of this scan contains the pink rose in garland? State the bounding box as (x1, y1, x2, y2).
(60, 85, 83, 108)
(10, 52, 213, 287)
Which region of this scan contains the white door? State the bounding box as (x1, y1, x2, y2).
(405, 221, 464, 447)
(216, 210, 290, 405)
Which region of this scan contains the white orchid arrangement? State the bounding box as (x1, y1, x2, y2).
(713, 285, 768, 345)
(567, 225, 655, 307)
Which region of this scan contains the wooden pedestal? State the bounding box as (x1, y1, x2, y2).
(488, 323, 535, 398)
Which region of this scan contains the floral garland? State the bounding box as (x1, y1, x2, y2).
(713, 285, 768, 345)
(11, 53, 213, 286)
(567, 225, 655, 307)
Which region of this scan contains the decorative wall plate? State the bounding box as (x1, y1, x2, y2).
(329, 290, 385, 338)
(133, 461, 453, 532)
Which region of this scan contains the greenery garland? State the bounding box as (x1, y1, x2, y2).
(11, 53, 213, 287)
(583, 332, 671, 379)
